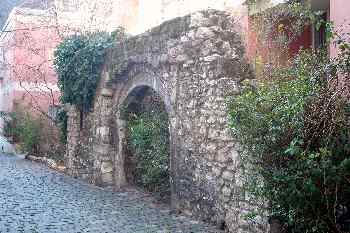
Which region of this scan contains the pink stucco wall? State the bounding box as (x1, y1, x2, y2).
(5, 12, 62, 117)
(0, 19, 62, 135)
(330, 0, 350, 58)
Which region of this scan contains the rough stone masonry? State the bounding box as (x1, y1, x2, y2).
(65, 10, 268, 233)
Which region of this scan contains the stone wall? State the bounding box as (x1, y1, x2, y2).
(65, 10, 268, 233)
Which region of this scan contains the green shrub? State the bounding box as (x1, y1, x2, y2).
(3, 111, 41, 154)
(3, 106, 65, 159)
(229, 48, 350, 232)
(3, 112, 20, 141)
(19, 115, 41, 154)
(126, 103, 170, 200)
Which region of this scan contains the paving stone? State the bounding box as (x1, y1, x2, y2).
(0, 154, 221, 233)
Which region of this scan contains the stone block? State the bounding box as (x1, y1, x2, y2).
(190, 12, 211, 28)
(100, 88, 113, 97)
(222, 171, 234, 181)
(94, 144, 112, 155)
(216, 151, 229, 163)
(101, 161, 113, 174)
(195, 27, 216, 39)
(222, 186, 232, 197)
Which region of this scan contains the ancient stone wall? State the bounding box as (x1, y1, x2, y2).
(65, 10, 268, 233)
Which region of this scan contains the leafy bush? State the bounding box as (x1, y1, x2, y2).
(3, 112, 20, 141)
(3, 106, 65, 159)
(126, 103, 170, 200)
(19, 115, 41, 154)
(3, 111, 41, 154)
(229, 47, 350, 232)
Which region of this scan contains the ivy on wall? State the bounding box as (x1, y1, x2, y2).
(54, 28, 126, 112)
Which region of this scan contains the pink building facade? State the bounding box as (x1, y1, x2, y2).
(330, 0, 350, 58)
(0, 4, 63, 131)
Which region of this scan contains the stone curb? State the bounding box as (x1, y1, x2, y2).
(25, 155, 66, 172)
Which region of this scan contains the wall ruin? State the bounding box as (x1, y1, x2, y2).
(65, 10, 267, 233)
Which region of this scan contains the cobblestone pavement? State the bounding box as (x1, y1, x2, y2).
(0, 154, 222, 233)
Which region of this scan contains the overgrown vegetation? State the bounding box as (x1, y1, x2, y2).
(4, 111, 40, 154)
(3, 105, 65, 160)
(249, 1, 332, 48)
(126, 101, 170, 201)
(54, 29, 126, 112)
(54, 27, 170, 200)
(248, 0, 333, 78)
(53, 29, 126, 144)
(229, 2, 350, 232)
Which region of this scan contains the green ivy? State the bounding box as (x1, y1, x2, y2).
(54, 29, 126, 112)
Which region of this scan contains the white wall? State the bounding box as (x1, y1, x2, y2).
(134, 0, 247, 34)
(55, 0, 249, 35)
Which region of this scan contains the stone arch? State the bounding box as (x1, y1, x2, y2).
(114, 69, 173, 115)
(111, 69, 177, 205)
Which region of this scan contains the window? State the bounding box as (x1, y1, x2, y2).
(313, 12, 327, 49)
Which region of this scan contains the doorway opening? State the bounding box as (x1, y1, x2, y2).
(121, 86, 171, 203)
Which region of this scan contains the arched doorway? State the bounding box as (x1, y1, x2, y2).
(118, 85, 171, 203)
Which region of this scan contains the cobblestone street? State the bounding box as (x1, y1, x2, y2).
(0, 154, 221, 233)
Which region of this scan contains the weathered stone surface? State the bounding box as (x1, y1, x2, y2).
(101, 161, 113, 173)
(222, 171, 235, 181)
(100, 88, 114, 97)
(64, 9, 267, 233)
